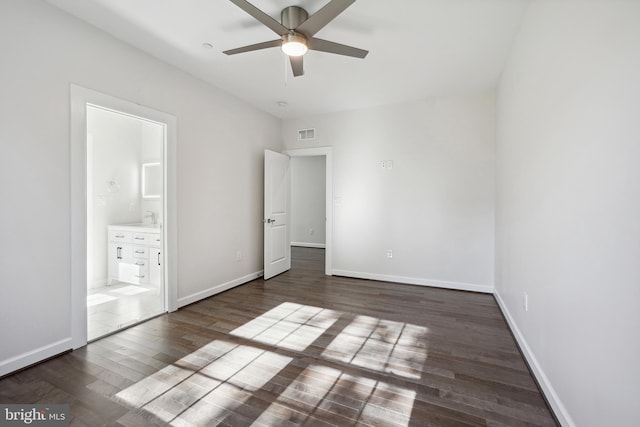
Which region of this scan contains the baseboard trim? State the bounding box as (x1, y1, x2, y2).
(0, 338, 72, 378)
(291, 242, 326, 249)
(493, 290, 574, 427)
(332, 269, 493, 293)
(177, 270, 263, 308)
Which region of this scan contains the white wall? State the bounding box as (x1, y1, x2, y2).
(283, 95, 495, 292)
(291, 156, 326, 247)
(140, 119, 164, 226)
(495, 1, 640, 426)
(0, 0, 281, 375)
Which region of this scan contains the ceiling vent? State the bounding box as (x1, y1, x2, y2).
(298, 128, 315, 141)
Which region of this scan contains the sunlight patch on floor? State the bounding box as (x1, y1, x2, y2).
(115, 302, 429, 425)
(110, 285, 151, 296)
(230, 302, 340, 351)
(322, 315, 429, 379)
(253, 364, 417, 426)
(87, 293, 117, 306)
(116, 341, 292, 424)
(87, 281, 164, 339)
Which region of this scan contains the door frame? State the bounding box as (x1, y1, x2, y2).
(70, 84, 178, 349)
(284, 147, 333, 276)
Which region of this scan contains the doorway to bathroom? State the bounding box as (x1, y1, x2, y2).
(86, 105, 166, 340)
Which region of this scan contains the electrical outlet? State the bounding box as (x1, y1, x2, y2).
(524, 292, 529, 312)
(235, 250, 242, 262)
(309, 228, 314, 235)
(386, 160, 393, 170)
(386, 249, 393, 259)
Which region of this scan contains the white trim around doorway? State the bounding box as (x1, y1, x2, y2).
(284, 147, 333, 276)
(70, 84, 178, 349)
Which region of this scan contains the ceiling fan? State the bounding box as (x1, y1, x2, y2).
(223, 0, 368, 77)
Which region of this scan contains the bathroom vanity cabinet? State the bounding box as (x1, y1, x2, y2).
(107, 224, 162, 286)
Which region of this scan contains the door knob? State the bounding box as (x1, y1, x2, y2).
(264, 218, 276, 224)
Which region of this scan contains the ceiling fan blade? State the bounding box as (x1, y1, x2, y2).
(223, 39, 282, 55)
(228, 0, 289, 36)
(290, 55, 304, 77)
(296, 0, 356, 36)
(308, 37, 368, 59)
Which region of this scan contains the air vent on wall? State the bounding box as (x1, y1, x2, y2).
(298, 128, 315, 141)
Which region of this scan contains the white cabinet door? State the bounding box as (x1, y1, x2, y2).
(149, 248, 162, 287)
(120, 243, 133, 261)
(108, 242, 120, 284)
(108, 242, 133, 284)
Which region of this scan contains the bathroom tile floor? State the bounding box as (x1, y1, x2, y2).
(87, 281, 165, 340)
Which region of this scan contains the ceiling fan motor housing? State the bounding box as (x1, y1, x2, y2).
(281, 6, 308, 30)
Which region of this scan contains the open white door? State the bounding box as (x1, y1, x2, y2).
(264, 150, 291, 279)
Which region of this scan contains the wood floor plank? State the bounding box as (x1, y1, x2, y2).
(0, 247, 557, 426)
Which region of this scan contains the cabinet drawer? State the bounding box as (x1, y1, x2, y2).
(133, 246, 149, 259)
(132, 232, 162, 247)
(109, 230, 132, 243)
(119, 262, 149, 284)
(133, 261, 150, 282)
(133, 259, 149, 269)
(132, 267, 149, 283)
(149, 234, 162, 248)
(132, 233, 150, 245)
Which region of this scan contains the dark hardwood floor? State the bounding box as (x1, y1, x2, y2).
(0, 248, 557, 426)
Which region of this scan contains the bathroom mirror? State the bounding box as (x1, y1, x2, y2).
(142, 162, 162, 199)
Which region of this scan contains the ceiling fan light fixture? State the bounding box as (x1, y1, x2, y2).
(281, 33, 308, 57)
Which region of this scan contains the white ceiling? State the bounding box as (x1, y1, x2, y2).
(46, 0, 530, 119)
